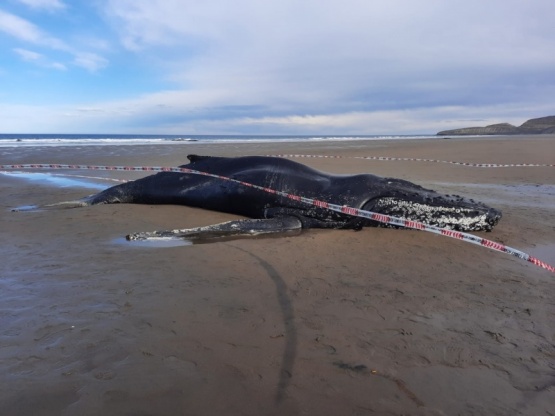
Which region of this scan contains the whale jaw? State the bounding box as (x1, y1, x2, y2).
(368, 196, 502, 232)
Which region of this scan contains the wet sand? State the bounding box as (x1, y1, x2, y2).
(1, 135, 554, 415)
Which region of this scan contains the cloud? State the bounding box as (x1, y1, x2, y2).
(44, 88, 553, 135)
(13, 47, 67, 70)
(2, 0, 554, 133)
(2, 89, 553, 134)
(148, 103, 555, 135)
(15, 0, 66, 12)
(101, 0, 555, 116)
(13, 47, 42, 61)
(72, 52, 108, 72)
(0, 9, 66, 48)
(103, 1, 555, 69)
(0, 9, 108, 72)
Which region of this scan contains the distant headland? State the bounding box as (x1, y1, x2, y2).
(437, 115, 555, 136)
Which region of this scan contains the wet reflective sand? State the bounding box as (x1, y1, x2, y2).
(1, 136, 554, 415)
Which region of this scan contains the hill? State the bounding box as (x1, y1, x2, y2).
(437, 116, 555, 136)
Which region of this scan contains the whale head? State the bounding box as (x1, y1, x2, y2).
(362, 178, 502, 232)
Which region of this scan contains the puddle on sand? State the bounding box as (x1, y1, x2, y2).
(0, 171, 108, 190)
(428, 182, 555, 208)
(113, 237, 194, 248)
(11, 205, 41, 212)
(526, 243, 555, 265)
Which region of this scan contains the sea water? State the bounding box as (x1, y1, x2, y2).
(0, 133, 435, 147)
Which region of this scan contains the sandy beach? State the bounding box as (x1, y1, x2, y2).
(1, 135, 554, 415)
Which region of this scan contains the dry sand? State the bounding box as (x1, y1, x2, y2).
(1, 135, 554, 415)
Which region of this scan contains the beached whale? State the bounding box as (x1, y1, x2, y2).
(53, 154, 502, 241)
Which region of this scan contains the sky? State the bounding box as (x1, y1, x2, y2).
(0, 0, 554, 135)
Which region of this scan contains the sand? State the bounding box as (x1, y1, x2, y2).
(1, 135, 554, 415)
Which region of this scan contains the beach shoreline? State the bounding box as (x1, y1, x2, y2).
(1, 135, 554, 415)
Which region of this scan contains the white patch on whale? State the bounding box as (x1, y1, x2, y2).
(373, 197, 490, 231)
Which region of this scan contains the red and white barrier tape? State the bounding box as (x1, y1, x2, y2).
(1, 163, 553, 274)
(268, 154, 555, 168)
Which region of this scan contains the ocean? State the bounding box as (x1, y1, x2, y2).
(0, 133, 435, 147)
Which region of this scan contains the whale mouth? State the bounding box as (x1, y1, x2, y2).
(369, 196, 502, 232)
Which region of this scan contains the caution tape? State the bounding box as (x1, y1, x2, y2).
(268, 154, 555, 168)
(1, 162, 553, 274)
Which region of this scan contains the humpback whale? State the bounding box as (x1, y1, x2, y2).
(49, 155, 502, 241)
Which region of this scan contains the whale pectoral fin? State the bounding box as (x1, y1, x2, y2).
(126, 216, 303, 242)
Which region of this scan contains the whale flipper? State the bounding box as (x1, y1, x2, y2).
(126, 216, 303, 242)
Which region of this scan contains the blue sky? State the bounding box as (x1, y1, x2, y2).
(1, 0, 554, 134)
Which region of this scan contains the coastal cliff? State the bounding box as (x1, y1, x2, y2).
(437, 115, 555, 136)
